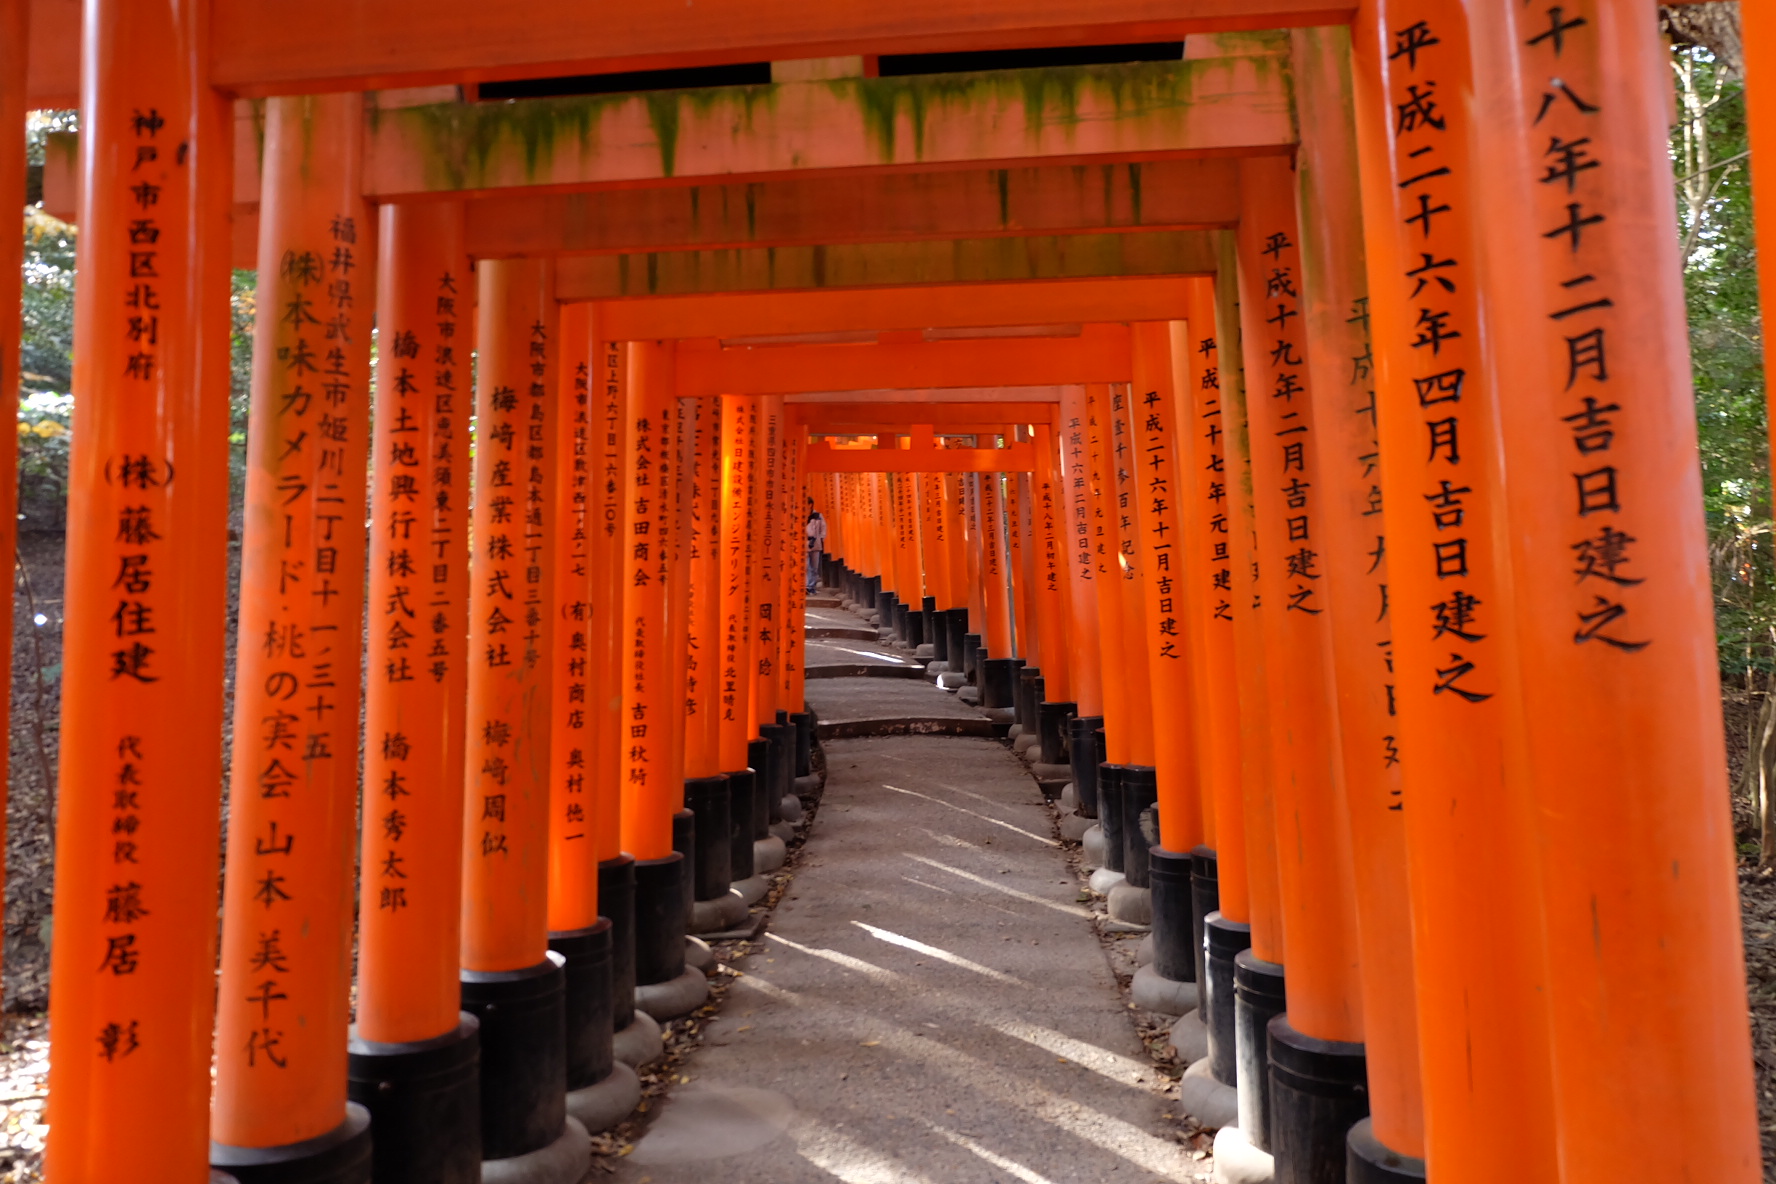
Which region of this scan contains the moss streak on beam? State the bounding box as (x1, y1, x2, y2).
(369, 54, 1294, 196)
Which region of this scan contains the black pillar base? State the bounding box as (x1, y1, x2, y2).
(1066, 715, 1103, 816)
(1206, 911, 1250, 1087)
(961, 633, 983, 681)
(932, 603, 951, 662)
(671, 807, 696, 921)
(894, 601, 911, 642)
(982, 657, 1019, 709)
(727, 769, 757, 880)
(687, 775, 733, 900)
(460, 955, 569, 1160)
(1039, 701, 1075, 766)
(1190, 846, 1219, 1016)
(1234, 949, 1287, 1152)
(1346, 1117, 1426, 1182)
(906, 605, 924, 646)
(1148, 848, 1196, 983)
(212, 1105, 374, 1184)
(746, 739, 772, 839)
(1024, 674, 1045, 737)
(1268, 1015, 1368, 1184)
(945, 608, 969, 670)
(762, 723, 794, 822)
(791, 712, 814, 778)
(1120, 765, 1158, 887)
(598, 856, 637, 1031)
(1098, 763, 1128, 873)
(347, 1017, 481, 1184)
(633, 853, 688, 987)
(550, 919, 616, 1090)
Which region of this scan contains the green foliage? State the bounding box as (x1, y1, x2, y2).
(1674, 48, 1773, 682)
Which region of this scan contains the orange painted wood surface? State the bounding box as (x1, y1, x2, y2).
(554, 230, 1214, 301)
(459, 259, 560, 971)
(675, 328, 1131, 398)
(362, 61, 1293, 200)
(202, 0, 1348, 97)
(719, 395, 758, 772)
(595, 278, 1197, 339)
(0, 0, 21, 1020)
(43, 2, 234, 1174)
(1177, 287, 1245, 910)
(588, 332, 629, 865)
(1290, 21, 1423, 1153)
(1129, 323, 1204, 852)
(214, 93, 373, 1148)
(685, 396, 725, 779)
(617, 342, 681, 859)
(548, 303, 600, 932)
(358, 201, 474, 1044)
(1058, 388, 1105, 717)
(1235, 153, 1363, 1044)
(464, 160, 1241, 259)
(1470, 1, 1758, 1176)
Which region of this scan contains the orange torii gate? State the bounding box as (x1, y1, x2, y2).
(4, 2, 1767, 1184)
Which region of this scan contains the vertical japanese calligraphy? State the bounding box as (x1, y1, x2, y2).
(1234, 153, 1364, 1041)
(548, 303, 598, 932)
(460, 258, 557, 973)
(46, 15, 232, 1171)
(215, 94, 372, 1148)
(618, 342, 677, 860)
(357, 202, 471, 1045)
(1130, 323, 1205, 852)
(719, 395, 755, 774)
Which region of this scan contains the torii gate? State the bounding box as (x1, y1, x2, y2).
(0, 3, 1767, 1184)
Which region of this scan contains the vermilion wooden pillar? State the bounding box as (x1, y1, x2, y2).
(620, 345, 678, 861)
(0, 0, 20, 1012)
(1215, 226, 1287, 1155)
(752, 398, 783, 729)
(1471, 2, 1759, 1177)
(944, 469, 970, 618)
(686, 397, 725, 781)
(622, 342, 704, 1017)
(458, 258, 576, 1168)
(1178, 284, 1255, 1091)
(1290, 22, 1427, 1175)
(213, 93, 374, 1174)
(1109, 390, 1157, 774)
(45, 2, 233, 1176)
(1129, 321, 1211, 1001)
(1059, 389, 1105, 726)
(720, 395, 756, 773)
(550, 305, 598, 932)
(1349, 5, 1555, 1178)
(350, 200, 479, 1183)
(1749, 3, 1776, 508)
(1085, 387, 1130, 768)
(1032, 424, 1072, 704)
(1238, 153, 1366, 1024)
(1130, 324, 1204, 853)
(980, 472, 1014, 659)
(919, 472, 952, 617)
(545, 303, 637, 1131)
(589, 330, 644, 1056)
(1008, 469, 1034, 660)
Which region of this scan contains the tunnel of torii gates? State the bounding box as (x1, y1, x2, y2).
(3, 0, 1776, 1182)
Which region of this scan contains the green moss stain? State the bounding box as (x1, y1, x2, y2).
(1127, 164, 1143, 227)
(643, 92, 680, 178)
(995, 170, 1010, 228)
(386, 51, 1287, 191)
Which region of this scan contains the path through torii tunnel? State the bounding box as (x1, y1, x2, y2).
(4, 1, 1774, 1182)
